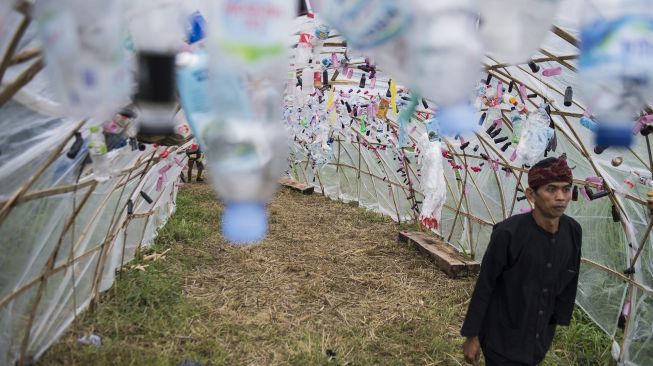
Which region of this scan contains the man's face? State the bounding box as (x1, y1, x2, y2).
(527, 182, 572, 218)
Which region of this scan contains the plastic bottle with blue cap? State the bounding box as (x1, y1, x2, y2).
(204, 0, 295, 244)
(407, 0, 482, 137)
(176, 10, 212, 147)
(578, 0, 653, 147)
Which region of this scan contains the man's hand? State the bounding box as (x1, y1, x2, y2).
(463, 336, 481, 365)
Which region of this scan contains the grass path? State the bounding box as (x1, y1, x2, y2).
(39, 183, 612, 365)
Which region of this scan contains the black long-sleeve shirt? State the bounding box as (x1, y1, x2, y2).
(461, 213, 582, 365)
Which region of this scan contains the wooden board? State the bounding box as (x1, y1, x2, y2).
(279, 177, 314, 195)
(398, 231, 480, 278)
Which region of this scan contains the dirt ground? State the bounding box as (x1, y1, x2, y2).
(39, 181, 610, 365)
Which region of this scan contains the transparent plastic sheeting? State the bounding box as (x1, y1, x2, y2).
(0, 103, 186, 365)
(286, 1, 653, 364)
(0, 18, 187, 365)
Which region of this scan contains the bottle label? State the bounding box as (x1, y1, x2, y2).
(214, 0, 295, 64)
(580, 16, 653, 70)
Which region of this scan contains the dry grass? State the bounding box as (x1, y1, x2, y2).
(38, 181, 611, 366)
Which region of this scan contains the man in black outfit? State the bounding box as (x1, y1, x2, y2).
(461, 156, 582, 365)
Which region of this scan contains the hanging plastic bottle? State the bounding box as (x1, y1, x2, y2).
(515, 104, 554, 166)
(479, 0, 562, 64)
(34, 0, 131, 120)
(426, 117, 441, 142)
(579, 0, 653, 147)
(301, 61, 317, 98)
(176, 9, 213, 147)
(129, 2, 186, 140)
(312, 19, 331, 56)
(204, 0, 295, 244)
(312, 0, 414, 83)
(407, 0, 482, 136)
(510, 107, 524, 144)
(176, 49, 212, 148)
(580, 116, 599, 132)
(87, 126, 110, 181)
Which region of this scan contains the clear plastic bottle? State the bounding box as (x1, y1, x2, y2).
(407, 0, 482, 136)
(176, 48, 212, 148)
(578, 0, 653, 147)
(87, 126, 110, 181)
(510, 107, 524, 144)
(479, 0, 562, 64)
(426, 117, 441, 142)
(176, 8, 210, 133)
(312, 0, 414, 83)
(204, 0, 295, 244)
(34, 0, 131, 120)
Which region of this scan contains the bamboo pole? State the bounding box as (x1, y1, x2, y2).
(0, 58, 45, 107)
(0, 10, 30, 85)
(0, 119, 86, 225)
(0, 180, 96, 209)
(17, 179, 94, 365)
(580, 258, 653, 296)
(9, 48, 41, 66)
(508, 170, 525, 217)
(629, 221, 653, 269)
(484, 54, 577, 71)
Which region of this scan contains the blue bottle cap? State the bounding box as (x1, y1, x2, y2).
(187, 11, 207, 44)
(595, 124, 632, 147)
(438, 103, 477, 136)
(222, 202, 267, 244)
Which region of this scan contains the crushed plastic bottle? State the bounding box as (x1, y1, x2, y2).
(579, 0, 653, 147)
(204, 0, 295, 244)
(515, 104, 554, 166)
(77, 333, 102, 347)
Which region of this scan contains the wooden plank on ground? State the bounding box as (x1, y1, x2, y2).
(279, 177, 314, 195)
(398, 231, 480, 278)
